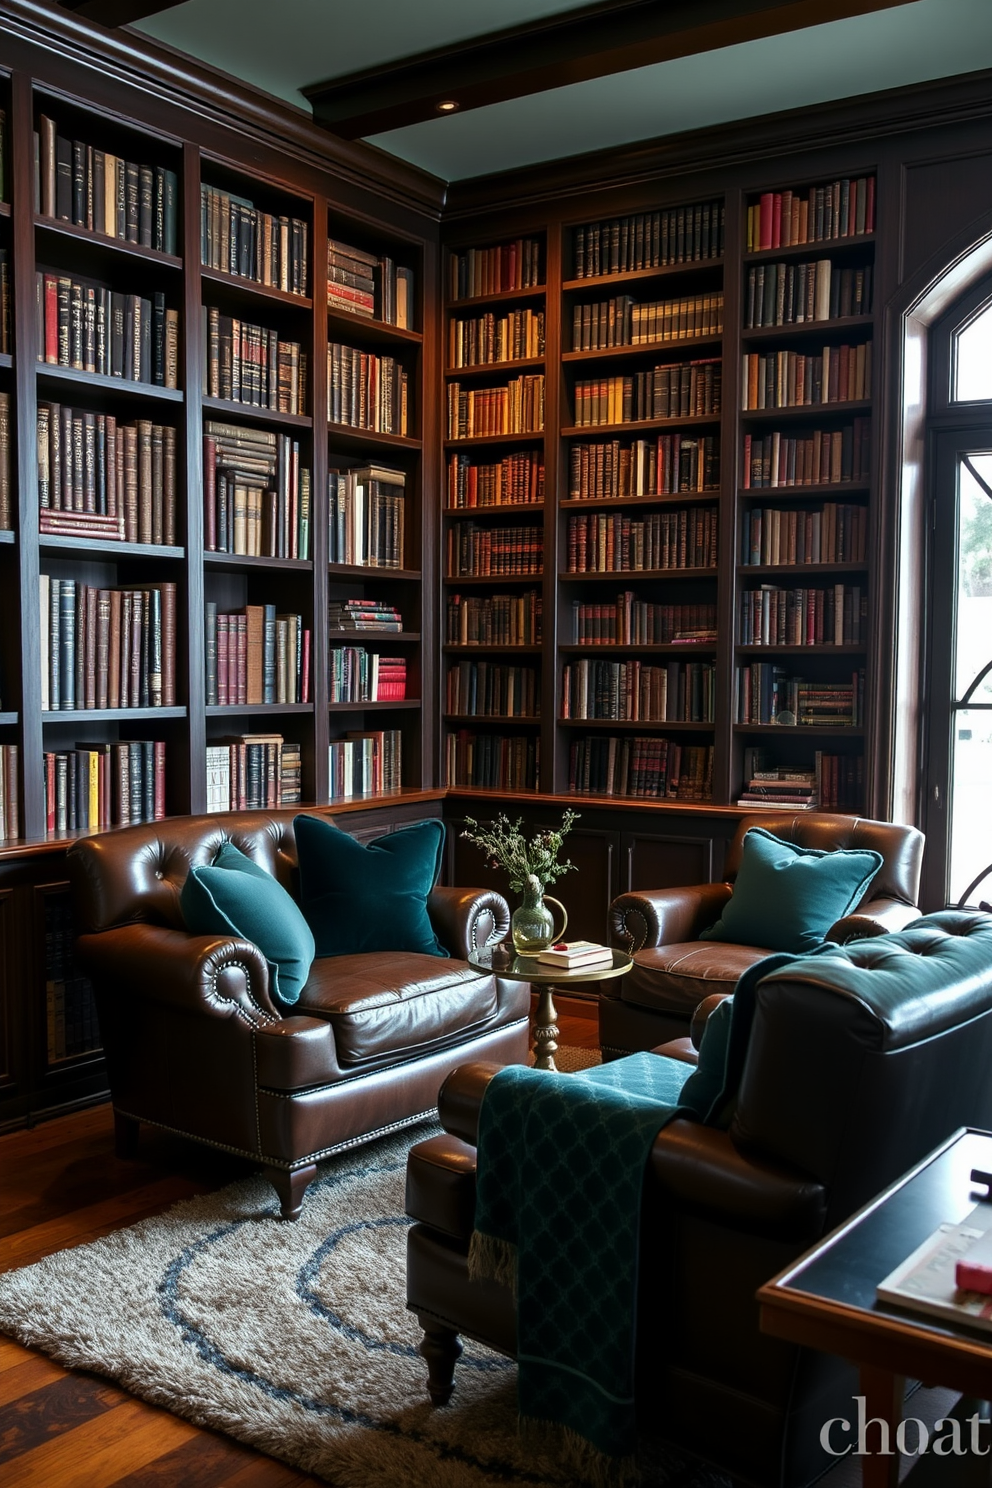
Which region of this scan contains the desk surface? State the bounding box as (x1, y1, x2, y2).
(759, 1128, 992, 1397)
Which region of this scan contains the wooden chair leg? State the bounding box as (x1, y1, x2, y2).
(113, 1111, 140, 1159)
(418, 1317, 463, 1406)
(264, 1163, 316, 1220)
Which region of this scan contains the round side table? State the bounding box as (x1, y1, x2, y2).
(467, 945, 632, 1071)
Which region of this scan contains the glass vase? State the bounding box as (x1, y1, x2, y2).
(510, 880, 568, 954)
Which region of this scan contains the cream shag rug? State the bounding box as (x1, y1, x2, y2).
(0, 1107, 729, 1487)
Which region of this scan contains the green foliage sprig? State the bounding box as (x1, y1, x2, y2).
(460, 809, 580, 894)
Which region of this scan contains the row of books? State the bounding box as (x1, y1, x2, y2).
(0, 745, 19, 841)
(566, 508, 718, 574)
(327, 238, 413, 327)
(568, 434, 721, 499)
(37, 274, 178, 387)
(329, 648, 407, 703)
(201, 184, 308, 295)
(572, 361, 721, 428)
(205, 605, 310, 707)
(36, 115, 178, 255)
(204, 308, 306, 413)
(746, 177, 875, 252)
(44, 741, 166, 833)
(203, 422, 310, 559)
(40, 579, 177, 711)
(446, 522, 542, 578)
(737, 748, 864, 811)
(570, 292, 723, 350)
(327, 465, 406, 568)
(562, 659, 716, 723)
(445, 662, 539, 718)
(570, 598, 717, 646)
(741, 420, 872, 489)
(205, 737, 302, 811)
(44, 893, 100, 1064)
(737, 767, 819, 808)
(447, 375, 545, 439)
(572, 202, 724, 278)
(445, 730, 538, 791)
(446, 451, 545, 508)
(448, 239, 543, 301)
(741, 342, 872, 410)
(568, 736, 713, 800)
(739, 583, 867, 647)
(328, 599, 404, 632)
(328, 729, 402, 798)
(448, 308, 545, 367)
(735, 665, 865, 726)
(328, 342, 409, 435)
(741, 502, 867, 566)
(744, 259, 873, 328)
(445, 591, 542, 646)
(572, 434, 721, 499)
(37, 403, 177, 545)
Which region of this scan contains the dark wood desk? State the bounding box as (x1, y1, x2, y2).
(758, 1128, 992, 1486)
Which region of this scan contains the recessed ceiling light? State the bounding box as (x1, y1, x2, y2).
(436, 100, 460, 113)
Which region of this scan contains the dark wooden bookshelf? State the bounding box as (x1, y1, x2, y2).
(35, 364, 185, 402)
(562, 336, 721, 362)
(34, 215, 183, 270)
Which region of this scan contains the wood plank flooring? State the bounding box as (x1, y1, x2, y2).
(0, 996, 598, 1487)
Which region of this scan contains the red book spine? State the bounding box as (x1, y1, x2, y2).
(865, 176, 876, 234)
(45, 754, 55, 832)
(759, 193, 774, 252)
(44, 276, 58, 364)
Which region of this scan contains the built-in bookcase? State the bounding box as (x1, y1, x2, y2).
(0, 71, 433, 848)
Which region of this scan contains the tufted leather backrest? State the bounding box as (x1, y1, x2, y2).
(722, 811, 923, 908)
(67, 809, 342, 933)
(733, 910, 992, 1226)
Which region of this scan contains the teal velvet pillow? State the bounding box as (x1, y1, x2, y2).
(180, 841, 315, 1006)
(293, 815, 448, 958)
(699, 827, 882, 954)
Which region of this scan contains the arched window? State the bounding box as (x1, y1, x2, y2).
(921, 278, 992, 906)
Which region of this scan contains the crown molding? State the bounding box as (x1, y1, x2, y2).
(0, 0, 447, 219)
(443, 65, 992, 220)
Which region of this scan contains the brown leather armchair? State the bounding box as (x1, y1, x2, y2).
(600, 811, 924, 1058)
(67, 809, 530, 1219)
(406, 910, 992, 1488)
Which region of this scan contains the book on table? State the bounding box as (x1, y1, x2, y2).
(875, 1203, 992, 1332)
(536, 940, 613, 969)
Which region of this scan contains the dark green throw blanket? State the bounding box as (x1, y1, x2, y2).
(468, 952, 800, 1480)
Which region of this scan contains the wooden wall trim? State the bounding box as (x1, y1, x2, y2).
(0, 0, 446, 218)
(443, 65, 992, 220)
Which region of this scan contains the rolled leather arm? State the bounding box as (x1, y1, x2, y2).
(610, 882, 732, 952)
(76, 923, 281, 1023)
(827, 897, 922, 944)
(691, 992, 731, 1048)
(428, 886, 510, 959)
(437, 1060, 504, 1144)
(253, 1015, 337, 1089)
(648, 1119, 827, 1242)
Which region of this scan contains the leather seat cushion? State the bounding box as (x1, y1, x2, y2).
(622, 942, 772, 1015)
(298, 953, 498, 1066)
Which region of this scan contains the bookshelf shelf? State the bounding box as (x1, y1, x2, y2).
(327, 699, 420, 712)
(736, 644, 867, 655)
(737, 562, 869, 577)
(560, 492, 718, 511)
(0, 353, 12, 370)
(41, 707, 187, 722)
(444, 713, 540, 725)
(35, 364, 184, 403)
(201, 395, 311, 429)
(331, 629, 421, 642)
(740, 400, 871, 421)
(561, 414, 719, 437)
(559, 718, 714, 731)
(562, 336, 721, 363)
(741, 316, 874, 342)
(39, 536, 185, 559)
(204, 552, 312, 572)
(443, 643, 541, 654)
(559, 643, 716, 656)
(200, 264, 312, 310)
(560, 567, 717, 582)
(738, 482, 871, 500)
(0, 529, 15, 544)
(34, 215, 183, 271)
(743, 234, 875, 265)
(445, 501, 544, 516)
(0, 202, 10, 218)
(326, 422, 420, 451)
(562, 261, 725, 292)
(0, 713, 18, 725)
(205, 703, 314, 717)
(327, 563, 421, 581)
(326, 309, 422, 347)
(445, 357, 545, 377)
(444, 572, 543, 586)
(444, 432, 545, 448)
(445, 284, 546, 311)
(733, 724, 865, 737)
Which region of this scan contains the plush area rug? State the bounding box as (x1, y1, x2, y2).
(0, 1106, 730, 1487)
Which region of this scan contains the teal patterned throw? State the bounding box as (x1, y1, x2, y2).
(469, 950, 804, 1479)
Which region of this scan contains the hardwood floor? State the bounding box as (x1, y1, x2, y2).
(0, 997, 599, 1487)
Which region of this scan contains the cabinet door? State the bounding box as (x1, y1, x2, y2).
(0, 887, 24, 1126)
(620, 830, 718, 894)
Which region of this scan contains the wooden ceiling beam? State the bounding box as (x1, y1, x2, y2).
(305, 0, 909, 139)
(59, 1, 186, 26)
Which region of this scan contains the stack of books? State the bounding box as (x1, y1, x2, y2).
(328, 647, 406, 703)
(328, 729, 401, 798)
(737, 769, 818, 809)
(327, 238, 414, 326)
(328, 599, 403, 631)
(536, 940, 613, 969)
